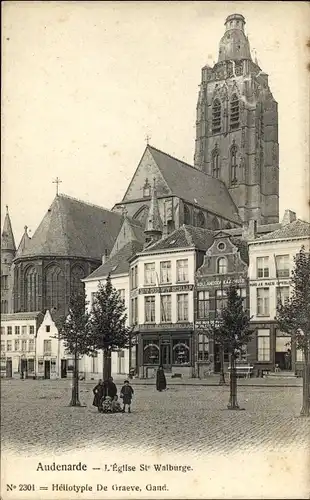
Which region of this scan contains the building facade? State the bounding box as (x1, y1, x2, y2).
(130, 224, 214, 378)
(248, 212, 310, 375)
(0, 310, 71, 379)
(194, 13, 279, 224)
(195, 232, 249, 378)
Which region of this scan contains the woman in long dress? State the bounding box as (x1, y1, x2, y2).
(156, 365, 167, 392)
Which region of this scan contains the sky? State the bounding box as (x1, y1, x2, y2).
(2, 1, 309, 245)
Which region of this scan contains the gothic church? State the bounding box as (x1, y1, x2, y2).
(1, 14, 279, 318)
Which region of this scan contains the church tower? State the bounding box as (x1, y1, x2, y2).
(1, 206, 16, 313)
(194, 14, 279, 224)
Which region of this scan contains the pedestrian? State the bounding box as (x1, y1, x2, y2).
(156, 365, 166, 392)
(120, 380, 134, 413)
(92, 379, 104, 411)
(104, 376, 118, 400)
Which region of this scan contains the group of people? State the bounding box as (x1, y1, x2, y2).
(92, 377, 134, 413)
(92, 366, 167, 414)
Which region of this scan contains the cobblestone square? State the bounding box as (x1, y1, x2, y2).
(1, 379, 309, 457)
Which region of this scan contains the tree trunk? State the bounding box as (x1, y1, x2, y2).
(69, 352, 81, 407)
(219, 346, 226, 385)
(228, 352, 239, 409)
(300, 349, 310, 417)
(103, 349, 111, 380)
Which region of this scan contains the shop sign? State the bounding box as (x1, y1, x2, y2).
(250, 279, 290, 287)
(139, 322, 193, 331)
(139, 284, 194, 294)
(197, 277, 245, 287)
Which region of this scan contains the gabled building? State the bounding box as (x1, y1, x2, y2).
(113, 144, 242, 233)
(83, 216, 145, 377)
(0, 310, 70, 379)
(195, 231, 249, 377)
(248, 211, 310, 376)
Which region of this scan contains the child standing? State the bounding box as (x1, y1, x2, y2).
(120, 380, 134, 413)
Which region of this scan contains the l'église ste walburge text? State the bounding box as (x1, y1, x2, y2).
(36, 462, 193, 473)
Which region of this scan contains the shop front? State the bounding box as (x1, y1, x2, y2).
(138, 324, 194, 378)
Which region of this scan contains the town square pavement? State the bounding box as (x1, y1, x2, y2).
(1, 378, 309, 457)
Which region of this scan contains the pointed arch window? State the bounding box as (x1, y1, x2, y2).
(212, 148, 220, 178)
(211, 216, 220, 230)
(71, 266, 85, 296)
(24, 266, 38, 312)
(230, 144, 238, 185)
(45, 265, 65, 312)
(230, 94, 240, 130)
(212, 99, 221, 134)
(196, 211, 206, 228)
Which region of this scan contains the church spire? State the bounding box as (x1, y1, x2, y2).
(16, 225, 31, 257)
(1, 206, 16, 252)
(144, 177, 163, 244)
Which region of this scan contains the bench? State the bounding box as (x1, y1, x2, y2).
(227, 365, 254, 379)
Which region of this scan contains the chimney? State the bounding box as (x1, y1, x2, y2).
(242, 219, 257, 241)
(102, 249, 109, 264)
(281, 210, 296, 226)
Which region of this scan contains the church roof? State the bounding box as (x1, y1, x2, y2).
(255, 219, 310, 242)
(109, 217, 145, 258)
(147, 146, 241, 224)
(1, 207, 16, 252)
(140, 224, 214, 254)
(85, 240, 144, 280)
(15, 194, 123, 261)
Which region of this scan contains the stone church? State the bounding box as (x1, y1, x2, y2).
(1, 13, 279, 319)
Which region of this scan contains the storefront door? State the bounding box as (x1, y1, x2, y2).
(160, 341, 171, 370)
(44, 360, 51, 379)
(6, 358, 12, 378)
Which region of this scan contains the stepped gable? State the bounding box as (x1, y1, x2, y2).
(148, 146, 241, 224)
(86, 240, 144, 280)
(16, 194, 123, 261)
(256, 219, 310, 241)
(141, 224, 214, 253)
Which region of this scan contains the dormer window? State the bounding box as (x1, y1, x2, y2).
(143, 178, 151, 198)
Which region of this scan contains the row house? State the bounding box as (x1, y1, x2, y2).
(195, 231, 249, 378)
(83, 216, 145, 378)
(130, 223, 214, 378)
(248, 211, 310, 375)
(0, 310, 70, 379)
